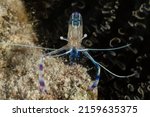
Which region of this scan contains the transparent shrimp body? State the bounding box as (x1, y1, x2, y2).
(67, 12, 86, 63)
(67, 12, 83, 48)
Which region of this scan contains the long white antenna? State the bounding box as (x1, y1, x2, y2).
(0, 42, 56, 50)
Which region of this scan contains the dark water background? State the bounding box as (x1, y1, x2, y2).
(22, 0, 150, 99)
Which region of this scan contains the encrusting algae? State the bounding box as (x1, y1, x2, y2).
(0, 0, 98, 99)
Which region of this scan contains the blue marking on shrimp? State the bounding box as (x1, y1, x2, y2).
(69, 12, 82, 27)
(69, 47, 79, 64)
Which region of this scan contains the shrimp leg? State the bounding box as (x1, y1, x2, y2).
(83, 51, 101, 90)
(38, 46, 71, 93)
(82, 50, 136, 90)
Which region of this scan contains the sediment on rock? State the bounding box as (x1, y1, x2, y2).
(0, 0, 97, 100)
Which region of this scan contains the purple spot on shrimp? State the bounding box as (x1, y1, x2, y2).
(88, 85, 96, 90)
(39, 64, 43, 70)
(39, 80, 45, 87)
(88, 80, 99, 90)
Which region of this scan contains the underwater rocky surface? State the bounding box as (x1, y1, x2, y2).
(0, 0, 150, 99)
(22, 0, 150, 100)
(0, 0, 97, 100)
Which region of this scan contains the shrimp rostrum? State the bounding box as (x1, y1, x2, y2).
(38, 12, 136, 92)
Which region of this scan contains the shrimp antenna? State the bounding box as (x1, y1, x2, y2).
(0, 42, 56, 51)
(97, 62, 136, 78)
(79, 44, 131, 52)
